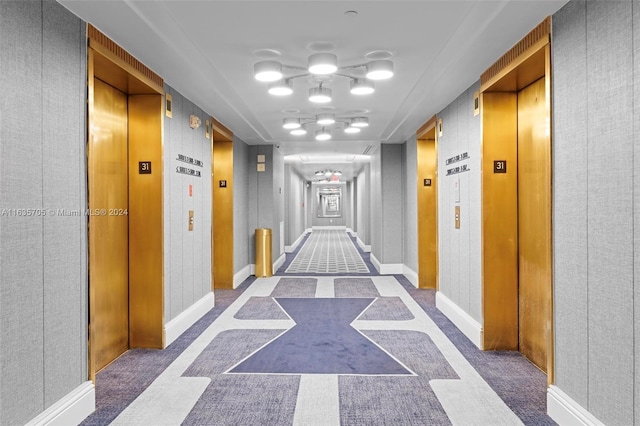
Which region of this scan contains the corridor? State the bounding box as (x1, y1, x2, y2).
(81, 230, 552, 425)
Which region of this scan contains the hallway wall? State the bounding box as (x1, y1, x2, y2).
(234, 136, 251, 277)
(552, 1, 638, 424)
(0, 1, 88, 424)
(163, 86, 213, 322)
(403, 135, 419, 281)
(436, 83, 482, 324)
(355, 164, 371, 249)
(284, 164, 306, 246)
(248, 145, 285, 268)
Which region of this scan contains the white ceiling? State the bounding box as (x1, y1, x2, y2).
(59, 0, 568, 181)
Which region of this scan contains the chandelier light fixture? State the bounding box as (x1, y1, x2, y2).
(254, 52, 394, 138)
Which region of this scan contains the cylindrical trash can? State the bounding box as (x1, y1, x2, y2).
(255, 228, 273, 277)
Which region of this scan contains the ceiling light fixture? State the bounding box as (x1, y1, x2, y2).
(282, 117, 301, 129)
(308, 86, 332, 103)
(350, 78, 375, 95)
(315, 128, 332, 141)
(268, 79, 293, 96)
(308, 53, 338, 75)
(254, 60, 283, 82)
(344, 125, 361, 134)
(350, 117, 369, 128)
(316, 113, 335, 125)
(365, 60, 394, 80)
(290, 125, 307, 136)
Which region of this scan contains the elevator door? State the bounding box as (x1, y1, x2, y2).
(417, 136, 437, 288)
(517, 77, 550, 371)
(90, 79, 129, 371)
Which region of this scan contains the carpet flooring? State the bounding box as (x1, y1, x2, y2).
(285, 230, 370, 274)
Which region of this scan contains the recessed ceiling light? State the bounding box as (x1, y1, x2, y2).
(344, 10, 358, 18)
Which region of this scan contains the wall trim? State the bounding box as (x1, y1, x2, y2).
(357, 237, 371, 252)
(435, 291, 483, 349)
(547, 386, 605, 426)
(370, 253, 403, 275)
(163, 292, 214, 347)
(26, 381, 95, 426)
(402, 265, 419, 288)
(312, 225, 346, 230)
(285, 231, 307, 253)
(233, 264, 251, 288)
(346, 228, 357, 237)
(273, 253, 286, 273)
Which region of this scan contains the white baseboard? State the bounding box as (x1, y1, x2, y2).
(402, 265, 419, 287)
(164, 292, 214, 347)
(346, 228, 357, 237)
(370, 253, 403, 275)
(233, 264, 251, 288)
(26, 381, 95, 426)
(312, 225, 346, 230)
(250, 264, 256, 276)
(273, 253, 286, 272)
(547, 385, 605, 426)
(435, 291, 483, 350)
(356, 237, 371, 252)
(285, 231, 307, 253)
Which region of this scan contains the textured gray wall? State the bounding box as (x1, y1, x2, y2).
(370, 149, 382, 256)
(403, 136, 418, 273)
(355, 165, 370, 245)
(233, 136, 250, 273)
(380, 144, 404, 264)
(163, 86, 212, 323)
(284, 165, 305, 244)
(0, 1, 87, 424)
(247, 145, 283, 264)
(436, 83, 482, 323)
(553, 1, 636, 424)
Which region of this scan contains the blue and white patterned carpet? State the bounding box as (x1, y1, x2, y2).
(285, 230, 370, 274)
(81, 273, 555, 425)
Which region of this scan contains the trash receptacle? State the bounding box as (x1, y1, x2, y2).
(255, 228, 273, 277)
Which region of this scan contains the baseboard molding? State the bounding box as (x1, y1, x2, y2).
(435, 291, 483, 350)
(547, 386, 605, 426)
(233, 264, 251, 288)
(402, 265, 419, 287)
(370, 253, 403, 275)
(346, 228, 357, 237)
(26, 381, 95, 426)
(356, 237, 371, 252)
(273, 252, 286, 272)
(312, 225, 346, 230)
(285, 231, 307, 253)
(164, 292, 214, 347)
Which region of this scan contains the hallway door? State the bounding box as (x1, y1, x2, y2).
(417, 129, 438, 289)
(90, 78, 130, 371)
(517, 77, 551, 372)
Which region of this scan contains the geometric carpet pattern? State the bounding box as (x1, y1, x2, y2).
(285, 230, 370, 274)
(106, 276, 528, 425)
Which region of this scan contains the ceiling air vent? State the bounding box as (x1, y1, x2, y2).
(362, 145, 373, 155)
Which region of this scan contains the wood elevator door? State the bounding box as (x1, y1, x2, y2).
(517, 77, 551, 372)
(90, 79, 130, 371)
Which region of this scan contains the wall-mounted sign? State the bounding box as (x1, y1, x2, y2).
(446, 164, 470, 176)
(494, 160, 507, 173)
(423, 178, 432, 186)
(219, 180, 227, 188)
(445, 152, 469, 165)
(176, 166, 201, 177)
(139, 161, 151, 174)
(177, 154, 203, 167)
(257, 163, 265, 172)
